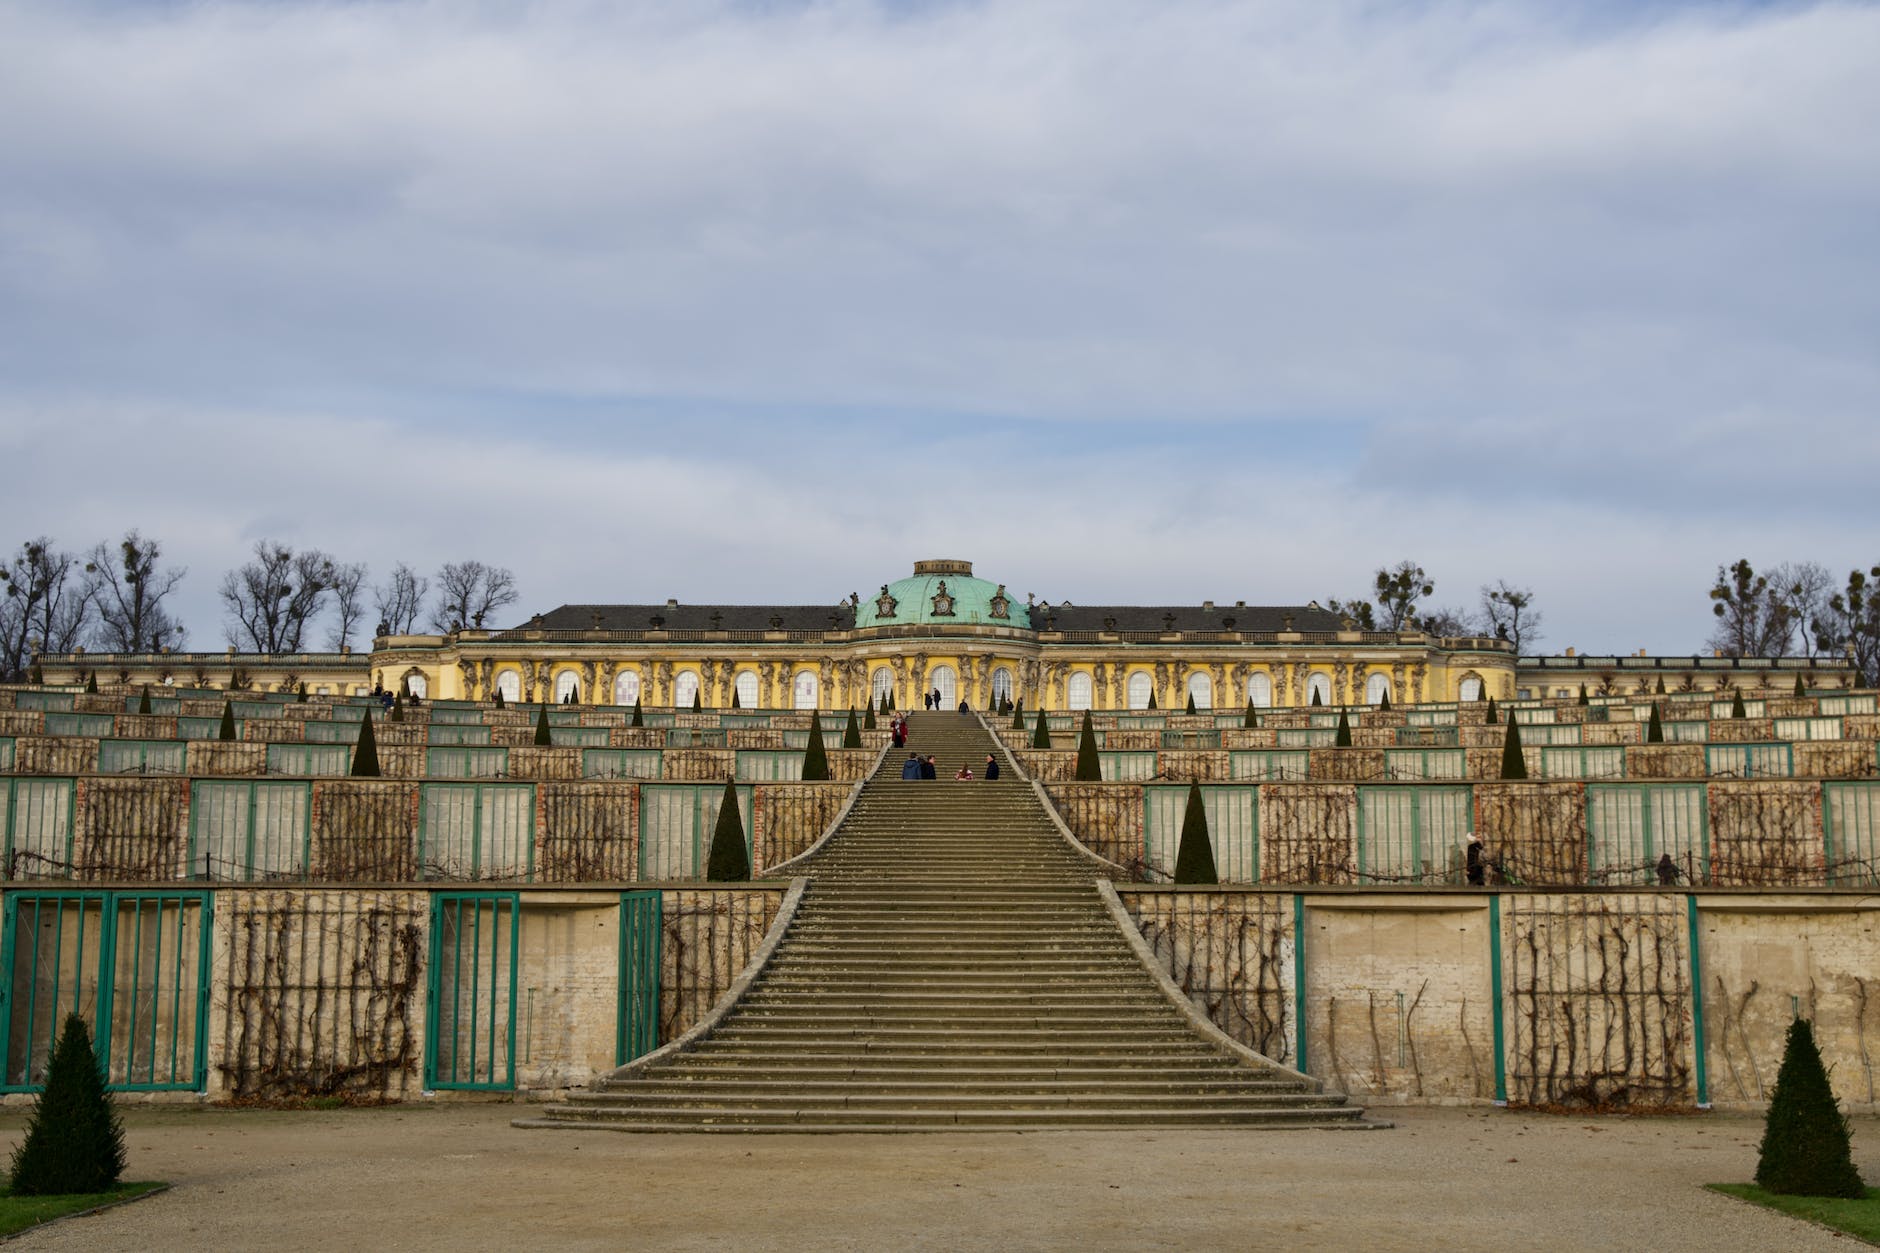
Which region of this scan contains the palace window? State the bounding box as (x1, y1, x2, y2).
(611, 670, 638, 706)
(1366, 673, 1391, 705)
(734, 671, 759, 708)
(793, 671, 819, 710)
(1067, 673, 1093, 710)
(674, 671, 700, 707)
(1186, 672, 1212, 710)
(929, 665, 957, 708)
(991, 667, 1014, 707)
(871, 668, 894, 707)
(1127, 672, 1153, 710)
(406, 674, 429, 699)
(1458, 675, 1484, 703)
(1245, 672, 1272, 707)
(555, 671, 580, 703)
(1306, 673, 1331, 706)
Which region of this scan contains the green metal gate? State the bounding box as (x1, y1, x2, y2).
(425, 892, 519, 1091)
(0, 890, 212, 1091)
(617, 891, 662, 1063)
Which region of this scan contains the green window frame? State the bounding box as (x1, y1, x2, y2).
(637, 784, 752, 880)
(187, 781, 312, 880)
(582, 749, 662, 780)
(1354, 785, 1474, 885)
(617, 890, 662, 1064)
(265, 743, 353, 777)
(2, 778, 77, 879)
(418, 784, 537, 882)
(425, 892, 519, 1091)
(1823, 782, 1880, 887)
(1703, 743, 1794, 780)
(1142, 784, 1258, 882)
(1586, 783, 1710, 884)
(96, 739, 189, 775)
(424, 747, 511, 779)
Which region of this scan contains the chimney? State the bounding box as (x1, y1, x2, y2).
(1564, 647, 1575, 657)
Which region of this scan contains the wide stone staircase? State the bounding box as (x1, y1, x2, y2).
(518, 712, 1377, 1131)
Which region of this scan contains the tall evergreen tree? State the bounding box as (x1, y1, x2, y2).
(1012, 698, 1025, 730)
(533, 707, 552, 746)
(1795, 673, 1807, 698)
(705, 779, 751, 882)
(863, 701, 876, 731)
(631, 696, 643, 728)
(1379, 687, 1392, 711)
(493, 688, 505, 710)
(350, 711, 381, 777)
(1755, 1017, 1864, 1197)
(1499, 714, 1527, 779)
(7, 1015, 126, 1196)
(1147, 690, 1157, 711)
(390, 692, 404, 723)
(1485, 696, 1498, 726)
(1577, 683, 1589, 706)
(1334, 708, 1353, 748)
(729, 685, 740, 709)
(801, 710, 831, 780)
(136, 687, 152, 716)
(1732, 687, 1748, 719)
(1655, 675, 1667, 696)
(842, 708, 862, 749)
(1310, 686, 1322, 707)
(1646, 702, 1665, 744)
(692, 688, 702, 712)
(1185, 691, 1197, 714)
(1172, 781, 1218, 885)
(84, 672, 97, 695)
(217, 699, 237, 742)
(1243, 698, 1257, 729)
(295, 684, 308, 703)
(1074, 710, 1101, 781)
(1031, 707, 1053, 750)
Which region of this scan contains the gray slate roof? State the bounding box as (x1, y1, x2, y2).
(502, 601, 1339, 635)
(1042, 604, 1343, 633)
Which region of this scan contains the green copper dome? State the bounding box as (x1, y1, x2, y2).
(853, 560, 1032, 630)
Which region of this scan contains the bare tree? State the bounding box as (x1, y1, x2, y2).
(325, 562, 368, 652)
(1324, 597, 1377, 630)
(220, 541, 338, 653)
(0, 537, 98, 680)
(1419, 605, 1473, 637)
(1824, 565, 1880, 686)
(1764, 560, 1837, 659)
(1707, 558, 1792, 658)
(89, 530, 186, 654)
(372, 562, 429, 636)
(1478, 580, 1544, 653)
(431, 560, 519, 631)
(1374, 561, 1433, 631)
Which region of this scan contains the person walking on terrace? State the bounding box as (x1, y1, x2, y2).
(1465, 833, 1486, 887)
(901, 753, 922, 780)
(921, 755, 937, 780)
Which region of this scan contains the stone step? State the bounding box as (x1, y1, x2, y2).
(522, 1106, 1372, 1130)
(561, 1090, 1348, 1113)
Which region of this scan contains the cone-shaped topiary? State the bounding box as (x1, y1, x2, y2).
(217, 700, 237, 742)
(885, 689, 894, 712)
(1032, 707, 1053, 750)
(1485, 696, 1498, 726)
(1755, 1016, 1864, 1197)
(136, 688, 152, 716)
(705, 778, 751, 882)
(692, 688, 702, 712)
(1380, 687, 1391, 711)
(729, 686, 740, 709)
(1147, 690, 1157, 710)
(1732, 688, 1748, 719)
(1012, 698, 1025, 731)
(1578, 683, 1589, 706)
(1074, 711, 1101, 781)
(493, 688, 505, 710)
(1172, 781, 1218, 885)
(1310, 686, 1322, 707)
(350, 712, 381, 777)
(1796, 673, 1807, 698)
(390, 692, 404, 723)
(84, 672, 98, 695)
(296, 685, 308, 703)
(1647, 702, 1665, 744)
(631, 696, 643, 728)
(842, 708, 862, 749)
(533, 708, 552, 746)
(863, 702, 876, 731)
(1185, 691, 1197, 714)
(801, 710, 830, 780)
(1334, 708, 1353, 748)
(7, 1014, 126, 1196)
(1243, 699, 1257, 729)
(1499, 714, 1527, 780)
(1656, 675, 1667, 696)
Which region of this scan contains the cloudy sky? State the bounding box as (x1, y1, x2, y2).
(1, 0, 1875, 654)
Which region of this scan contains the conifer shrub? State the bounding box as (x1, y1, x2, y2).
(1012, 699, 1025, 730)
(7, 1015, 125, 1196)
(1732, 688, 1748, 719)
(1172, 781, 1218, 885)
(1243, 699, 1257, 729)
(1647, 702, 1665, 744)
(1185, 691, 1197, 714)
(1578, 684, 1589, 706)
(631, 696, 643, 728)
(705, 778, 751, 882)
(350, 712, 381, 777)
(863, 702, 876, 731)
(136, 688, 152, 716)
(730, 686, 740, 709)
(1147, 691, 1157, 710)
(296, 685, 308, 703)
(885, 689, 894, 712)
(494, 688, 505, 710)
(1379, 688, 1391, 711)
(533, 708, 552, 746)
(390, 693, 404, 723)
(1032, 708, 1053, 750)
(1795, 674, 1807, 698)
(1499, 715, 1527, 779)
(84, 672, 98, 695)
(842, 708, 862, 748)
(692, 689, 702, 712)
(1334, 708, 1353, 748)
(217, 700, 237, 742)
(801, 711, 831, 780)
(1074, 711, 1101, 781)
(1485, 696, 1498, 726)
(1755, 1017, 1864, 1198)
(1310, 687, 1322, 707)
(1656, 676, 1667, 696)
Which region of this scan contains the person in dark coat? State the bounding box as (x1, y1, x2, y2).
(920, 755, 937, 780)
(1465, 834, 1486, 887)
(983, 754, 1001, 781)
(1655, 853, 1680, 886)
(901, 753, 922, 780)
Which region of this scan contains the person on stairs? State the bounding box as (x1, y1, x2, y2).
(901, 752, 922, 780)
(920, 754, 937, 780)
(983, 753, 1000, 781)
(954, 763, 974, 780)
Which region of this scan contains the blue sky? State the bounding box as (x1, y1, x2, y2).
(1, 0, 1875, 653)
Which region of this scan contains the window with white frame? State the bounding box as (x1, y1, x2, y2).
(611, 669, 638, 706)
(555, 671, 580, 703)
(1067, 672, 1093, 710)
(674, 671, 700, 707)
(1127, 671, 1153, 710)
(734, 670, 759, 708)
(991, 667, 1014, 707)
(793, 671, 819, 709)
(1306, 673, 1332, 706)
(1458, 676, 1484, 702)
(405, 673, 429, 699)
(930, 665, 956, 708)
(871, 668, 894, 707)
(1366, 673, 1391, 704)
(1245, 671, 1272, 707)
(1186, 672, 1212, 709)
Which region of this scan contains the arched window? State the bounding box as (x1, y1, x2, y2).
(1245, 672, 1272, 707)
(1306, 673, 1331, 706)
(734, 670, 759, 708)
(1127, 671, 1153, 710)
(871, 668, 894, 707)
(405, 673, 428, 699)
(674, 671, 700, 707)
(1458, 675, 1484, 702)
(611, 669, 638, 706)
(793, 670, 819, 710)
(1186, 672, 1212, 709)
(991, 667, 1014, 707)
(1067, 672, 1094, 710)
(555, 670, 580, 704)
(1366, 673, 1391, 705)
(315, 686, 330, 696)
(929, 665, 956, 708)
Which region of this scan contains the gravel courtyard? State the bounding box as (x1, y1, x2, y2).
(2, 1104, 1865, 1251)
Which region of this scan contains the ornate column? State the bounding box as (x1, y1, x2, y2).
(581, 660, 597, 704)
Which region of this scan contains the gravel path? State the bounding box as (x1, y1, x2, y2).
(1, 1104, 1864, 1251)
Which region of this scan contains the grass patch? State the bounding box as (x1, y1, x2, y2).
(0, 1181, 166, 1237)
(1709, 1183, 1880, 1244)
